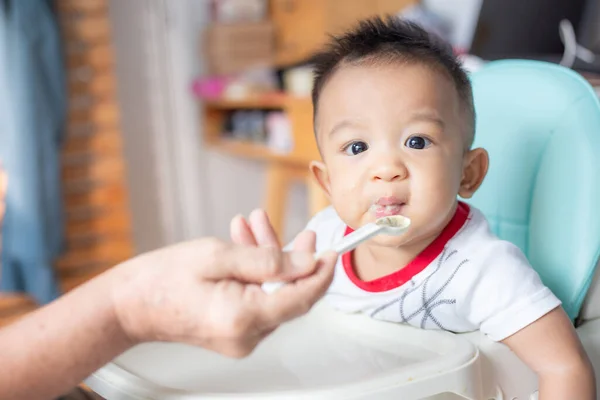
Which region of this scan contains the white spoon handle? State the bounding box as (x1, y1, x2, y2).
(321, 223, 382, 257)
(261, 223, 383, 294)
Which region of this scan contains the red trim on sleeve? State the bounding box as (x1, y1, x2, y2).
(342, 202, 470, 292)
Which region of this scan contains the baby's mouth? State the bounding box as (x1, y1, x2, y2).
(370, 196, 407, 219)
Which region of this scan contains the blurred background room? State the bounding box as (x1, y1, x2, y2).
(0, 0, 599, 328)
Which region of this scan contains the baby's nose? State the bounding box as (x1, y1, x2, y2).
(372, 162, 408, 182)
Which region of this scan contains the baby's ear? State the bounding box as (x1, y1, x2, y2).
(458, 148, 489, 199)
(309, 161, 332, 199)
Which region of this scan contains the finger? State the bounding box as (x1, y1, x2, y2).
(204, 242, 317, 282)
(254, 251, 338, 328)
(230, 215, 257, 246)
(292, 230, 316, 253)
(248, 209, 280, 248)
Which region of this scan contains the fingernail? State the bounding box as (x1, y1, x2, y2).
(250, 208, 265, 217)
(290, 252, 315, 270)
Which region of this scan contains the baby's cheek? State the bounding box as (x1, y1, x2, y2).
(329, 181, 364, 224)
(409, 173, 457, 221)
(414, 159, 460, 194)
(329, 172, 358, 199)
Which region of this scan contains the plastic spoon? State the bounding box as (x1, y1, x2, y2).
(261, 214, 411, 294)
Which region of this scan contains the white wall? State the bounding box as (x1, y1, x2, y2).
(108, 0, 167, 252)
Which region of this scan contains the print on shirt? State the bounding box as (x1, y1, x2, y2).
(370, 247, 470, 330)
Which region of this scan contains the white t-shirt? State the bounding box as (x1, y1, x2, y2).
(301, 202, 561, 342)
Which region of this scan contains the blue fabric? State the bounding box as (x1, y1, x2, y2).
(467, 60, 600, 321)
(0, 0, 66, 304)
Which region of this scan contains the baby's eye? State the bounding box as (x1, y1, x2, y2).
(344, 141, 369, 155)
(405, 135, 432, 150)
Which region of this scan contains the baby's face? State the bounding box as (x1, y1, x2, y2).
(313, 63, 470, 247)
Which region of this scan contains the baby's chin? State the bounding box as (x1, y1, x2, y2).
(368, 234, 411, 248)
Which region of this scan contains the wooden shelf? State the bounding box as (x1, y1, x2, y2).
(206, 137, 311, 165)
(203, 94, 288, 110)
(208, 137, 281, 158)
(202, 94, 319, 165)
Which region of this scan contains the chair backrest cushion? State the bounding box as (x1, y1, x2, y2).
(466, 60, 600, 321)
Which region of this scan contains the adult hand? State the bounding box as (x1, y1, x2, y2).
(111, 236, 337, 358)
(0, 234, 336, 400)
(231, 208, 329, 292)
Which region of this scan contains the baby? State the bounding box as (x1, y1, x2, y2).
(231, 17, 595, 398)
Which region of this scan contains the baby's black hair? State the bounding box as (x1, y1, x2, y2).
(311, 16, 475, 147)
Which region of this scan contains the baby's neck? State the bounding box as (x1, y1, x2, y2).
(352, 235, 438, 282)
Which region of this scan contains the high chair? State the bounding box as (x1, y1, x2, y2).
(85, 60, 600, 399)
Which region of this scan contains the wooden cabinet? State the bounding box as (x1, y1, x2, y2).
(271, 0, 417, 66)
(203, 96, 320, 166)
(271, 0, 325, 66)
(202, 95, 327, 239)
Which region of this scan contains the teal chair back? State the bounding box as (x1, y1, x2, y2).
(467, 60, 600, 321)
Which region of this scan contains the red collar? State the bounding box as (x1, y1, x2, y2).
(342, 202, 470, 292)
